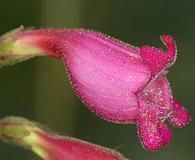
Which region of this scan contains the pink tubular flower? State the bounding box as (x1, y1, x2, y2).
(0, 116, 127, 160)
(0, 27, 191, 151)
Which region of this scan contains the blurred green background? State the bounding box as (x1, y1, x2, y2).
(0, 0, 194, 159)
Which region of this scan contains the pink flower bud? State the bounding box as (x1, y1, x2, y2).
(0, 116, 127, 160)
(0, 27, 190, 151)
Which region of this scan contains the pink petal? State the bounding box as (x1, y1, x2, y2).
(18, 29, 151, 123)
(159, 122, 172, 146)
(140, 35, 176, 76)
(137, 98, 162, 151)
(62, 30, 151, 123)
(160, 34, 177, 65)
(137, 98, 172, 150)
(138, 75, 172, 119)
(140, 46, 168, 76)
(169, 99, 191, 127)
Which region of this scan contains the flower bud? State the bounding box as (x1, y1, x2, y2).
(0, 116, 127, 160)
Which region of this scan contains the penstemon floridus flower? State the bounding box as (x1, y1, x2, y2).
(0, 116, 127, 160)
(0, 26, 190, 151)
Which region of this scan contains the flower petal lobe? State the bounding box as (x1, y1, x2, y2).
(169, 99, 190, 127)
(159, 122, 172, 146)
(137, 98, 162, 151)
